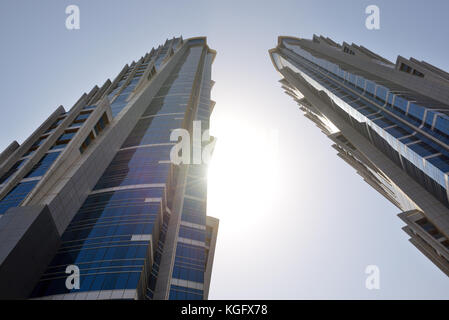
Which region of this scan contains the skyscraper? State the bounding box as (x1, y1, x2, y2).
(270, 35, 449, 277)
(0, 36, 218, 300)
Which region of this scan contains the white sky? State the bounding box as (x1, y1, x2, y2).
(1, 0, 449, 299)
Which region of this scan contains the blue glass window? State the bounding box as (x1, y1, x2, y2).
(58, 131, 77, 142)
(31, 137, 46, 149)
(0, 159, 26, 185)
(428, 155, 449, 173)
(51, 141, 69, 150)
(74, 113, 90, 123)
(0, 180, 38, 215)
(25, 152, 61, 178)
(50, 118, 64, 129)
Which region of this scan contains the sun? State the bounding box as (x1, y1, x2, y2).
(207, 117, 280, 228)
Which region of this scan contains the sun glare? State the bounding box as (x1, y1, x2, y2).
(207, 118, 280, 228)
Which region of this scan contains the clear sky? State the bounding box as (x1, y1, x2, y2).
(1, 0, 449, 299)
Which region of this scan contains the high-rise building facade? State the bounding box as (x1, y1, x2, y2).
(270, 35, 449, 277)
(0, 36, 218, 300)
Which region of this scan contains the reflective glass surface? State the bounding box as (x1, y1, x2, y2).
(32, 41, 213, 300)
(0, 181, 38, 215)
(25, 152, 61, 179)
(277, 42, 449, 207)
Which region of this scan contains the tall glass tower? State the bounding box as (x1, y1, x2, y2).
(270, 35, 449, 277)
(0, 37, 219, 300)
